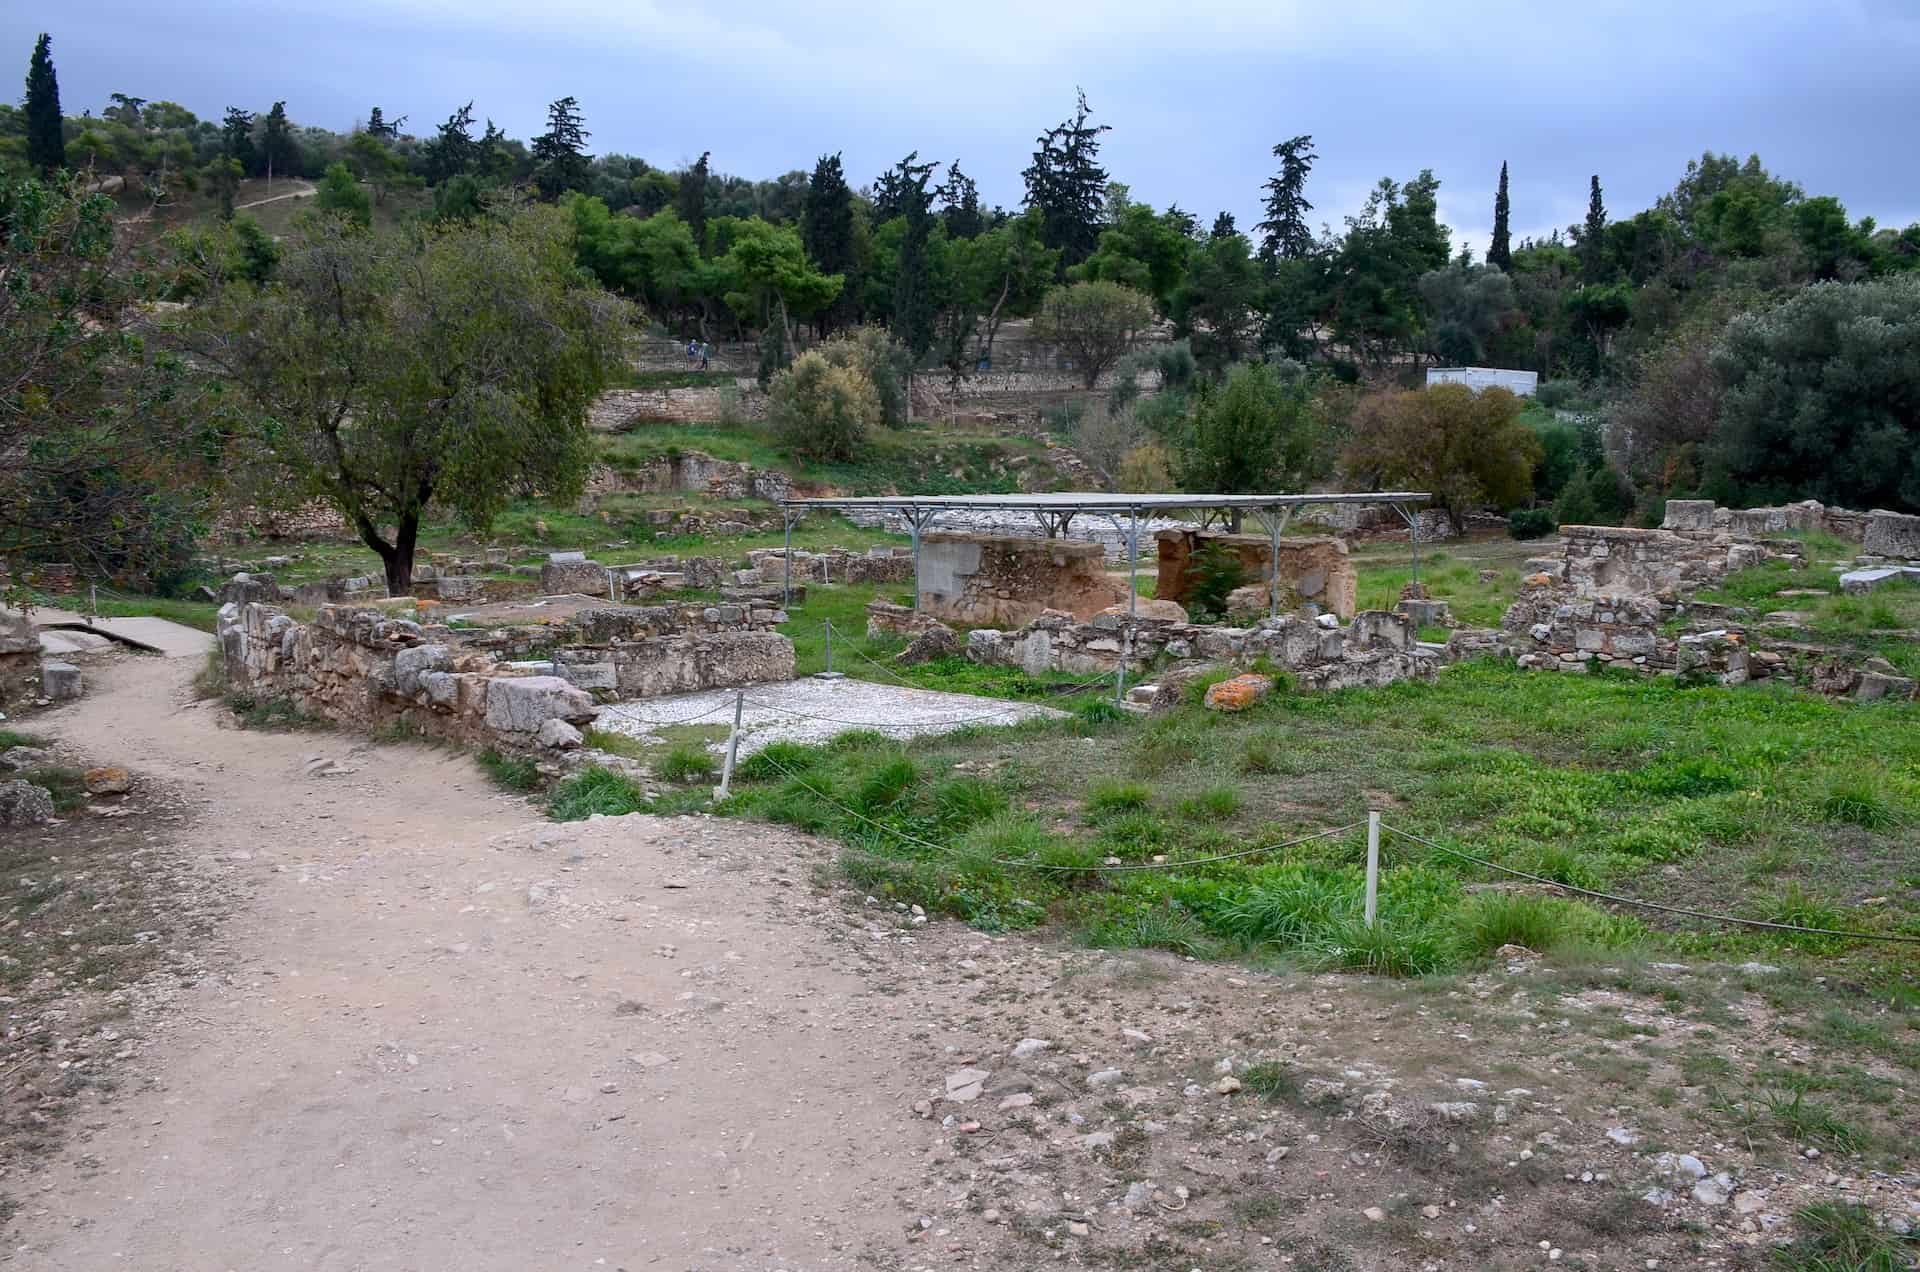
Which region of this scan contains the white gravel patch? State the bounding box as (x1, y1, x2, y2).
(593, 677, 1069, 756)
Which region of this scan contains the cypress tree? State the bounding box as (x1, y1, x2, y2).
(802, 152, 855, 332)
(529, 96, 591, 198)
(1580, 174, 1608, 281)
(889, 153, 938, 361)
(1020, 90, 1110, 267)
(25, 33, 65, 176)
(1256, 135, 1317, 263)
(677, 152, 711, 252)
(1487, 161, 1512, 271)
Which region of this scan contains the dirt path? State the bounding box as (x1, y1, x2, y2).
(10, 656, 939, 1270)
(235, 181, 316, 210)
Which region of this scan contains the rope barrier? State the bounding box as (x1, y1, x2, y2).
(1380, 822, 1920, 947)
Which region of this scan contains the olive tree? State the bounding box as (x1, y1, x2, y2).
(1033, 280, 1153, 388)
(1342, 384, 1541, 524)
(188, 207, 635, 593)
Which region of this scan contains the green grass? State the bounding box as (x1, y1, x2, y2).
(710, 659, 1919, 988)
(656, 742, 718, 784)
(0, 729, 45, 750)
(19, 766, 87, 813)
(624, 368, 740, 390)
(1351, 549, 1523, 628)
(1772, 1202, 1917, 1270)
(225, 693, 330, 731)
(35, 592, 222, 632)
(548, 766, 652, 820)
(477, 749, 541, 792)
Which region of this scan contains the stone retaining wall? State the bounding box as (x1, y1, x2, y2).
(918, 534, 1130, 627)
(588, 387, 763, 430)
(0, 611, 43, 709)
(965, 609, 1438, 693)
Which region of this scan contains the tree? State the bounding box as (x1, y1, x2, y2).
(24, 34, 65, 176)
(1488, 161, 1512, 272)
(364, 107, 405, 141)
(1170, 231, 1261, 372)
(886, 152, 939, 362)
(961, 208, 1059, 365)
(1578, 175, 1608, 281)
(530, 96, 591, 199)
(261, 101, 300, 182)
(346, 130, 409, 204)
(104, 92, 146, 128)
(937, 160, 983, 240)
(768, 350, 878, 461)
(1072, 201, 1193, 312)
(314, 162, 371, 227)
(1, 173, 200, 588)
(421, 103, 477, 185)
(220, 107, 256, 174)
(1343, 385, 1540, 523)
(1256, 135, 1316, 263)
(202, 155, 243, 219)
(802, 152, 856, 332)
(677, 151, 711, 250)
(1418, 262, 1518, 364)
(1178, 362, 1332, 501)
(1706, 275, 1920, 512)
(717, 217, 843, 362)
(186, 208, 635, 594)
(1021, 90, 1109, 266)
(1211, 211, 1237, 239)
(1032, 280, 1152, 388)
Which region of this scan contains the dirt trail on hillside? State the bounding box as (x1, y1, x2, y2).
(10, 657, 937, 1270)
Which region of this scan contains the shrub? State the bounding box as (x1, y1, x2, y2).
(1508, 507, 1558, 540)
(1534, 378, 1586, 410)
(1186, 541, 1248, 622)
(1115, 441, 1173, 492)
(1342, 384, 1541, 526)
(815, 325, 910, 426)
(768, 350, 879, 461)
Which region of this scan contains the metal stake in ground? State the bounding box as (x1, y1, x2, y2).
(1364, 809, 1382, 929)
(715, 689, 746, 799)
(814, 618, 847, 681)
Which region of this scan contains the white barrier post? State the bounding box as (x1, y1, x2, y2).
(716, 689, 745, 799)
(1364, 810, 1382, 930)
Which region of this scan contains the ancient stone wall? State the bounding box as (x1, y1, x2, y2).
(0, 611, 43, 709)
(1153, 530, 1357, 618)
(218, 598, 796, 752)
(964, 609, 1437, 693)
(590, 448, 791, 502)
(588, 387, 764, 430)
(747, 547, 914, 586)
(916, 534, 1130, 627)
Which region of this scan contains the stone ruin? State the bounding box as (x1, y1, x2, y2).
(1153, 528, 1358, 620)
(217, 597, 794, 755)
(1491, 509, 1915, 699)
(964, 608, 1437, 694)
(916, 534, 1130, 628)
(0, 610, 45, 709)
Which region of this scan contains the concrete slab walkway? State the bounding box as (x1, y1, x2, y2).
(5, 606, 216, 660)
(595, 676, 1070, 756)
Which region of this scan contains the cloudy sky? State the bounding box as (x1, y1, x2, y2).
(15, 1, 1920, 253)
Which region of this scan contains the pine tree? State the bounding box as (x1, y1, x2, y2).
(220, 107, 256, 175)
(1487, 161, 1512, 272)
(1211, 211, 1237, 239)
(889, 153, 939, 361)
(1256, 135, 1316, 263)
(261, 101, 300, 183)
(365, 107, 406, 141)
(530, 96, 591, 199)
(1580, 174, 1608, 281)
(25, 33, 66, 176)
(802, 152, 856, 333)
(938, 160, 983, 239)
(422, 103, 477, 185)
(677, 151, 711, 252)
(1020, 90, 1110, 267)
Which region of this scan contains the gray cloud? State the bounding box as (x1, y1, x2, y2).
(15, 0, 1920, 250)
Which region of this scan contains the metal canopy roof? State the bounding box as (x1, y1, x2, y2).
(783, 491, 1431, 513)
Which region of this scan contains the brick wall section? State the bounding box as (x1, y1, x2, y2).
(1153, 530, 1358, 618)
(917, 534, 1130, 627)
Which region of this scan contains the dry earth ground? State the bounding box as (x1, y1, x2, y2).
(3, 651, 1916, 1270)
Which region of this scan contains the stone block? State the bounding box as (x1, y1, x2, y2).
(1203, 673, 1274, 712)
(1662, 500, 1716, 532)
(483, 676, 597, 734)
(1840, 566, 1920, 596)
(42, 660, 82, 700)
(1863, 511, 1920, 559)
(436, 576, 484, 603)
(0, 779, 55, 827)
(557, 661, 617, 692)
(1856, 671, 1917, 702)
(540, 558, 609, 595)
(536, 718, 584, 749)
(393, 643, 450, 696)
(0, 610, 40, 655)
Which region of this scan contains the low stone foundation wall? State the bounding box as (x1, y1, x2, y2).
(918, 534, 1130, 627)
(218, 597, 797, 753)
(965, 609, 1437, 693)
(588, 387, 765, 429)
(1154, 530, 1357, 618)
(748, 547, 914, 586)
